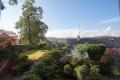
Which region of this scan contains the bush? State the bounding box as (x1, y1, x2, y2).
(90, 65, 100, 75)
(87, 44, 106, 61)
(70, 58, 90, 68)
(76, 44, 106, 61)
(112, 58, 120, 78)
(15, 44, 51, 53)
(75, 44, 89, 58)
(17, 74, 41, 80)
(30, 61, 55, 79)
(74, 65, 90, 80)
(70, 58, 82, 67)
(11, 56, 33, 76)
(86, 75, 111, 80)
(0, 43, 18, 61)
(28, 50, 64, 79)
(99, 61, 112, 77)
(64, 64, 73, 75)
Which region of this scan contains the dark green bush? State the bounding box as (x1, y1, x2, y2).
(64, 64, 73, 75)
(17, 74, 41, 80)
(11, 56, 33, 76)
(30, 61, 55, 79)
(70, 58, 90, 68)
(87, 44, 106, 61)
(27, 50, 64, 79)
(76, 44, 106, 61)
(15, 44, 51, 53)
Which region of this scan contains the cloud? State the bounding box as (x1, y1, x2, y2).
(100, 17, 120, 24)
(45, 27, 120, 38)
(46, 29, 79, 38)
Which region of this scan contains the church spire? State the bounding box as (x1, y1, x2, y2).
(77, 27, 80, 41)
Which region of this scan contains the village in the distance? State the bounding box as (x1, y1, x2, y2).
(0, 0, 120, 80)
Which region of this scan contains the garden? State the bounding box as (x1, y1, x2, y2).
(0, 36, 120, 80)
(0, 0, 120, 80)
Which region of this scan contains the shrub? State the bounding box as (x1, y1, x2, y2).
(17, 74, 41, 80)
(76, 44, 106, 61)
(48, 50, 63, 60)
(30, 61, 55, 79)
(64, 64, 73, 75)
(112, 58, 120, 78)
(74, 65, 90, 80)
(85, 75, 111, 80)
(90, 65, 100, 75)
(11, 56, 33, 76)
(70, 58, 90, 68)
(99, 61, 112, 77)
(25, 50, 64, 79)
(87, 44, 106, 61)
(70, 58, 82, 67)
(75, 44, 89, 58)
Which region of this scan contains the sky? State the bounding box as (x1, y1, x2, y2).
(0, 0, 120, 38)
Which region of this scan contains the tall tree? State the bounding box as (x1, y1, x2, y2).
(15, 0, 48, 44)
(0, 0, 35, 10)
(0, 0, 17, 10)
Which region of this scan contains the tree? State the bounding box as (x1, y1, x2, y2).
(15, 0, 48, 44)
(0, 0, 17, 10)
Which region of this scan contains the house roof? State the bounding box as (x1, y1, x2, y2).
(79, 37, 120, 48)
(47, 36, 120, 48)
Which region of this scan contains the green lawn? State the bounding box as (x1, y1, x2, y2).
(20, 50, 49, 60)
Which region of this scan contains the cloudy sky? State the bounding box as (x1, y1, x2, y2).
(0, 0, 120, 38)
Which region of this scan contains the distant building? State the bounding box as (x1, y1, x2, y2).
(67, 36, 120, 58)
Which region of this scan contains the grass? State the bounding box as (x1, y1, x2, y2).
(20, 50, 49, 60)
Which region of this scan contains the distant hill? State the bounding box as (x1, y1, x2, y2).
(47, 36, 120, 48)
(79, 36, 120, 48)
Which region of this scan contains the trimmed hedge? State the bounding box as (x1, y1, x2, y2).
(14, 43, 51, 53)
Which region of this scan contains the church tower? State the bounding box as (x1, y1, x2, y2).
(77, 29, 80, 41)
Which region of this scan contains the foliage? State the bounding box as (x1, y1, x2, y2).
(15, 0, 48, 44)
(74, 65, 90, 80)
(11, 56, 33, 76)
(76, 44, 106, 61)
(1, 0, 35, 9)
(0, 45, 9, 60)
(15, 44, 50, 53)
(25, 50, 64, 79)
(90, 65, 100, 75)
(38, 43, 51, 50)
(70, 58, 90, 68)
(30, 61, 55, 79)
(87, 44, 106, 60)
(70, 58, 83, 67)
(17, 74, 41, 80)
(75, 44, 88, 54)
(9, 0, 18, 5)
(64, 64, 73, 75)
(112, 58, 120, 78)
(86, 75, 112, 80)
(0, 0, 5, 10)
(99, 56, 113, 77)
(0, 43, 18, 60)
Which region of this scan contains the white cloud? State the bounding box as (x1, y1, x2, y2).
(46, 29, 79, 38)
(45, 27, 120, 38)
(100, 17, 120, 24)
